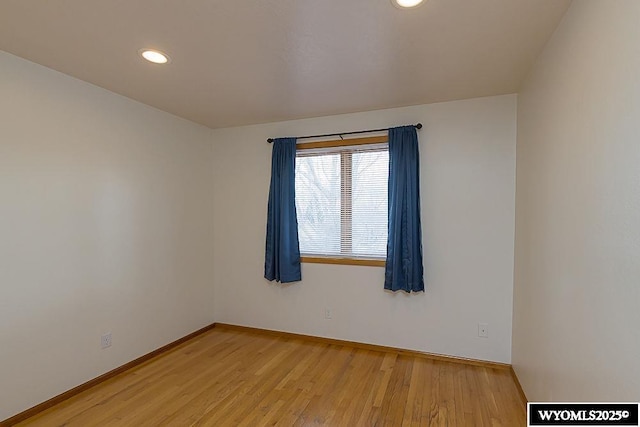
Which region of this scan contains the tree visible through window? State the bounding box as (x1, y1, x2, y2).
(295, 142, 388, 260)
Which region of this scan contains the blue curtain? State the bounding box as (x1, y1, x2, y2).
(264, 138, 302, 283)
(385, 126, 424, 292)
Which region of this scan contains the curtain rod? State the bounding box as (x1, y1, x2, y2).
(266, 123, 422, 143)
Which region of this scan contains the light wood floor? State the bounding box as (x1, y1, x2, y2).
(18, 327, 525, 426)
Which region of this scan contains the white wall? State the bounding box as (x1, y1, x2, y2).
(0, 51, 215, 420)
(513, 1, 640, 401)
(212, 95, 516, 363)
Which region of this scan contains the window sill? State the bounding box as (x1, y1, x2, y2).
(300, 256, 385, 267)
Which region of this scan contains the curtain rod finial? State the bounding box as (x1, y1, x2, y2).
(415, 123, 423, 129)
(267, 138, 274, 143)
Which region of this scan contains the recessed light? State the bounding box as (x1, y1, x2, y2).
(139, 49, 170, 64)
(393, 0, 424, 8)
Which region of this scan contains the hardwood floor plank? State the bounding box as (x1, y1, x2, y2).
(15, 328, 525, 426)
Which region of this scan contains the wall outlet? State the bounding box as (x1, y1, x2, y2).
(478, 323, 488, 338)
(324, 308, 332, 319)
(101, 332, 112, 349)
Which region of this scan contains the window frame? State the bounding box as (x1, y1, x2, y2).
(296, 135, 388, 267)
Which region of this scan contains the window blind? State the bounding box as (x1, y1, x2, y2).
(295, 143, 388, 259)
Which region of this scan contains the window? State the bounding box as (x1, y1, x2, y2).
(295, 137, 388, 266)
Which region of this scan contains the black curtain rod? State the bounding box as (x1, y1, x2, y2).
(266, 123, 422, 143)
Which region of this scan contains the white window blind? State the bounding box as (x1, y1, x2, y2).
(295, 143, 388, 259)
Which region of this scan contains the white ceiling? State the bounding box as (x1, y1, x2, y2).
(0, 0, 570, 129)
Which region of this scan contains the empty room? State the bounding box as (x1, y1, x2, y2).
(1, 0, 638, 426)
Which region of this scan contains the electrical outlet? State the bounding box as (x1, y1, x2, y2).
(324, 308, 332, 319)
(101, 332, 112, 349)
(478, 323, 488, 338)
